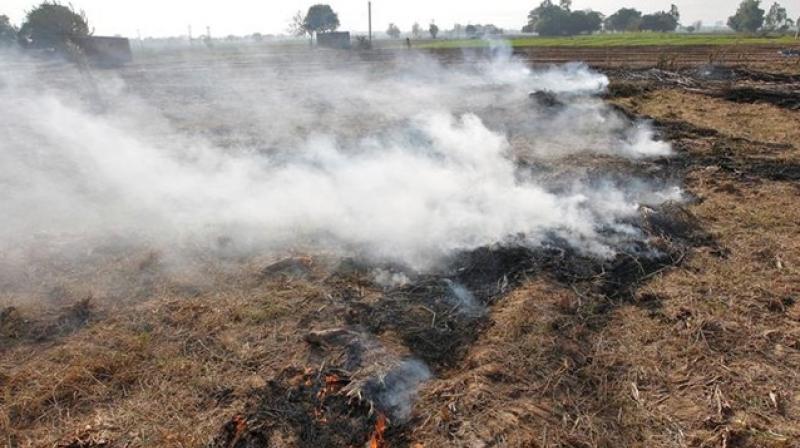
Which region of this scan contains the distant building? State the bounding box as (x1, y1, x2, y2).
(317, 32, 351, 49)
(74, 36, 133, 67)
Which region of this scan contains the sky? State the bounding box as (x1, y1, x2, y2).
(2, 0, 797, 38)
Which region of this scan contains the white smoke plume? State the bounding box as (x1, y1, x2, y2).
(0, 47, 678, 270)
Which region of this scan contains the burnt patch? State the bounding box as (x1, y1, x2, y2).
(209, 368, 376, 448)
(647, 117, 800, 183)
(715, 87, 800, 111)
(605, 81, 651, 99)
(1, 298, 98, 347)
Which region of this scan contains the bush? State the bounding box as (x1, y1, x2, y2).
(17, 2, 90, 50)
(0, 15, 17, 47)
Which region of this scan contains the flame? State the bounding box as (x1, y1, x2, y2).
(317, 374, 345, 400)
(368, 413, 387, 448)
(314, 373, 349, 423)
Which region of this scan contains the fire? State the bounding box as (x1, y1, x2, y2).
(368, 413, 387, 448)
(317, 374, 345, 401)
(314, 372, 348, 423)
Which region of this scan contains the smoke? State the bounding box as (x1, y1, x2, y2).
(445, 279, 483, 316)
(0, 47, 678, 270)
(371, 359, 431, 422)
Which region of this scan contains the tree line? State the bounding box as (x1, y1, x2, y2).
(3, 0, 798, 50)
(728, 0, 795, 33)
(522, 0, 796, 36)
(522, 0, 679, 36)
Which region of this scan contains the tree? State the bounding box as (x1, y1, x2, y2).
(765, 2, 792, 32)
(604, 8, 642, 32)
(639, 4, 680, 32)
(429, 23, 439, 39)
(411, 22, 422, 38)
(386, 23, 400, 38)
(483, 24, 503, 35)
(570, 10, 603, 34)
(640, 11, 679, 32)
(288, 10, 308, 37)
(728, 0, 765, 33)
(17, 1, 91, 50)
(465, 24, 478, 37)
(0, 15, 18, 46)
(669, 4, 680, 22)
(303, 4, 339, 37)
(525, 1, 603, 36)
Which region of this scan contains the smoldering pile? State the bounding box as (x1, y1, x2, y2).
(211, 197, 713, 448)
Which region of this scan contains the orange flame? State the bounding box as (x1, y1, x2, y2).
(369, 413, 387, 448)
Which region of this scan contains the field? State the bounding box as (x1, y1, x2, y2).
(2, 44, 800, 448)
(420, 33, 799, 48)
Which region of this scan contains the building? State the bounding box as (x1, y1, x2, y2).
(74, 36, 133, 67)
(317, 32, 351, 49)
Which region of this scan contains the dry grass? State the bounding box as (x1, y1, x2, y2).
(619, 89, 800, 158)
(1, 259, 328, 447)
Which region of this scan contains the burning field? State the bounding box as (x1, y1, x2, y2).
(1, 45, 800, 447)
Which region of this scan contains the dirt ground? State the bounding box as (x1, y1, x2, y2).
(2, 54, 800, 448)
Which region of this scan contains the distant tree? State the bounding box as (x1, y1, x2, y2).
(251, 32, 263, 42)
(288, 10, 308, 37)
(450, 23, 464, 38)
(411, 22, 422, 38)
(303, 4, 340, 37)
(670, 4, 680, 22)
(570, 10, 603, 34)
(728, 0, 765, 33)
(640, 13, 678, 32)
(386, 23, 400, 38)
(765, 2, 793, 32)
(640, 10, 679, 32)
(465, 24, 478, 37)
(692, 20, 703, 32)
(526, 0, 602, 36)
(604, 8, 642, 32)
(429, 23, 439, 39)
(17, 2, 91, 50)
(0, 15, 18, 46)
(483, 24, 504, 35)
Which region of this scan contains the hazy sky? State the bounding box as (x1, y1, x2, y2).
(2, 1, 797, 38)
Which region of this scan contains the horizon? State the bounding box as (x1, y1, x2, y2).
(3, 0, 797, 39)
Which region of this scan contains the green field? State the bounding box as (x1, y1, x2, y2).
(419, 33, 799, 48)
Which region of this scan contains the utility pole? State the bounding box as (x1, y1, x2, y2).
(368, 1, 372, 43)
